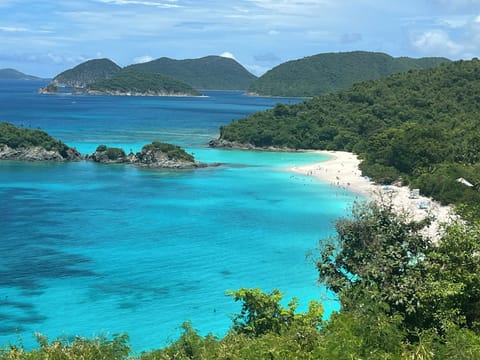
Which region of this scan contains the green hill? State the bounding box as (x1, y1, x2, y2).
(124, 55, 257, 90)
(86, 71, 201, 96)
(0, 68, 41, 80)
(248, 51, 450, 97)
(51, 58, 121, 88)
(215, 59, 480, 207)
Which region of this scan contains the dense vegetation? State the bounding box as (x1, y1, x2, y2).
(51, 58, 121, 88)
(124, 56, 257, 90)
(87, 71, 201, 96)
(95, 144, 128, 160)
(0, 122, 71, 155)
(219, 59, 480, 207)
(0, 68, 40, 80)
(141, 141, 194, 162)
(248, 51, 450, 97)
(3, 202, 480, 359)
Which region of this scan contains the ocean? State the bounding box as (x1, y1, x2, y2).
(0, 80, 360, 352)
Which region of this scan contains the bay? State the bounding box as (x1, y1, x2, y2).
(0, 81, 359, 351)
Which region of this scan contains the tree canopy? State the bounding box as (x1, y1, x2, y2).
(0, 122, 71, 155)
(87, 71, 201, 96)
(51, 58, 121, 88)
(124, 56, 257, 90)
(248, 51, 449, 97)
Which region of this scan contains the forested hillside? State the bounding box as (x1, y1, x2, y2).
(217, 59, 480, 207)
(248, 51, 450, 97)
(51, 58, 121, 88)
(124, 56, 257, 90)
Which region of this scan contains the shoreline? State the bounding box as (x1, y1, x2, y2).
(290, 150, 453, 240)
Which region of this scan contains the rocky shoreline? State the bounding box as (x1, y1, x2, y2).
(208, 138, 299, 152)
(38, 88, 203, 97)
(0, 144, 82, 162)
(86, 143, 208, 169)
(0, 141, 208, 170)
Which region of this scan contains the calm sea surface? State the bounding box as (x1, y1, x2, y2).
(0, 81, 360, 352)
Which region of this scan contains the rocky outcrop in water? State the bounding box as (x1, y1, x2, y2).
(87, 142, 207, 169)
(0, 123, 82, 162)
(0, 144, 81, 161)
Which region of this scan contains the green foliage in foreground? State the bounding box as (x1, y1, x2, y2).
(141, 141, 194, 162)
(4, 203, 480, 359)
(87, 71, 201, 96)
(0, 122, 71, 155)
(0, 333, 130, 360)
(220, 59, 480, 208)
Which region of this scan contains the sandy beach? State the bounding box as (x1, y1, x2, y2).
(291, 151, 454, 240)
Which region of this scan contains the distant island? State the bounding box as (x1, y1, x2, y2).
(0, 68, 43, 80)
(0, 122, 81, 161)
(39, 51, 451, 98)
(247, 51, 450, 97)
(39, 55, 257, 95)
(47, 58, 121, 88)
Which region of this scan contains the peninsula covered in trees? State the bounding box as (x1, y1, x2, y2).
(214, 58, 480, 209)
(85, 71, 201, 97)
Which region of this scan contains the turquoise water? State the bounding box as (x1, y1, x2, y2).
(0, 82, 360, 352)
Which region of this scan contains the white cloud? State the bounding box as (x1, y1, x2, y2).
(413, 29, 464, 55)
(412, 12, 480, 58)
(46, 53, 86, 64)
(430, 0, 480, 8)
(435, 15, 471, 28)
(220, 51, 236, 59)
(0, 26, 28, 32)
(133, 55, 154, 63)
(96, 0, 180, 8)
(245, 0, 333, 14)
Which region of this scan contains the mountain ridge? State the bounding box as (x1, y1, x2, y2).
(248, 51, 451, 97)
(0, 68, 42, 80)
(124, 55, 257, 90)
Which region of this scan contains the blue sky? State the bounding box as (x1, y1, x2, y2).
(1, 0, 479, 77)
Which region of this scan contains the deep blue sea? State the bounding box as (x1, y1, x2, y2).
(0, 80, 360, 352)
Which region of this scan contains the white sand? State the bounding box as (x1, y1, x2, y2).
(290, 151, 454, 240)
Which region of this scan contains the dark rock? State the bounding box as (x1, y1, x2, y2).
(0, 145, 81, 162)
(134, 147, 204, 169)
(87, 143, 207, 169)
(86, 146, 131, 164)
